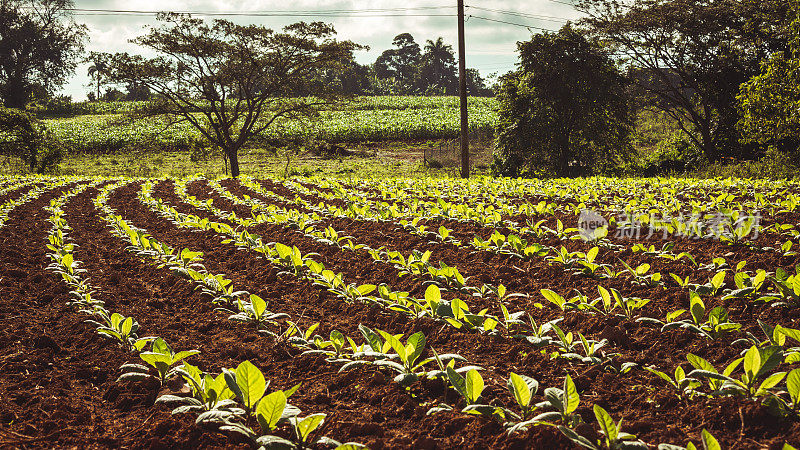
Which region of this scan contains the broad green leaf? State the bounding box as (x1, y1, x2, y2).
(787, 368, 800, 404)
(508, 373, 532, 408)
(593, 404, 618, 442)
(296, 413, 326, 441)
(251, 294, 267, 318)
(564, 375, 579, 415)
(465, 369, 484, 404)
(700, 429, 721, 450)
(541, 289, 565, 309)
(235, 360, 266, 410)
(256, 390, 286, 432)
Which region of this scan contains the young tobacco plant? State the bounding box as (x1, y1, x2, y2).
(535, 374, 582, 427)
(559, 405, 647, 450)
(688, 346, 785, 398)
(644, 366, 701, 399)
(639, 292, 741, 340)
(217, 294, 290, 329)
(658, 429, 721, 450)
(118, 338, 199, 384)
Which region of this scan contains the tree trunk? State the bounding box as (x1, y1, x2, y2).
(228, 148, 240, 178)
(699, 124, 718, 163)
(2, 79, 28, 109)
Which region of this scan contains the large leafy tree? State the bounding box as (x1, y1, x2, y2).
(492, 24, 631, 177)
(579, 0, 790, 162)
(0, 0, 87, 108)
(105, 14, 362, 178)
(737, 1, 800, 153)
(374, 33, 421, 93)
(417, 37, 457, 95)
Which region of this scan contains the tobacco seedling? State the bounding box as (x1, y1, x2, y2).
(763, 368, 800, 418)
(658, 429, 721, 450)
(513, 315, 561, 347)
(652, 293, 741, 340)
(374, 330, 430, 386)
(219, 294, 290, 329)
(618, 260, 663, 287)
(118, 338, 199, 384)
(644, 366, 701, 399)
(158, 362, 237, 413)
(540, 289, 580, 312)
(447, 367, 485, 406)
(86, 310, 152, 352)
(574, 247, 614, 279)
(688, 346, 785, 398)
(560, 405, 647, 449)
(534, 374, 582, 427)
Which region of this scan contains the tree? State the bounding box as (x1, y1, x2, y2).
(86, 51, 111, 102)
(0, 0, 87, 108)
(374, 33, 421, 93)
(105, 14, 362, 178)
(579, 0, 791, 162)
(492, 25, 631, 177)
(0, 107, 65, 172)
(465, 68, 491, 97)
(737, 1, 800, 152)
(417, 37, 457, 95)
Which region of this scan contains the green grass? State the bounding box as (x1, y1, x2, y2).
(49, 139, 494, 180)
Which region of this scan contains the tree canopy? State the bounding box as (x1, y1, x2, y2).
(0, 0, 87, 108)
(579, 0, 790, 162)
(492, 24, 631, 178)
(737, 1, 800, 153)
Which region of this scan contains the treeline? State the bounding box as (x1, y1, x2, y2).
(493, 0, 800, 177)
(86, 33, 494, 101)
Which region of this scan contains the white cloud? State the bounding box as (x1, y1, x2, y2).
(62, 0, 583, 99)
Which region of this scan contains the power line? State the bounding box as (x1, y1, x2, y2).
(467, 15, 558, 32)
(60, 6, 457, 17)
(465, 6, 571, 23)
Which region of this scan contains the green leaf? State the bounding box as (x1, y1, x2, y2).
(593, 404, 618, 442)
(446, 366, 467, 401)
(508, 372, 533, 408)
(235, 360, 266, 411)
(256, 390, 287, 432)
(465, 369, 484, 404)
(406, 332, 426, 367)
(700, 429, 721, 450)
(787, 368, 800, 404)
(251, 294, 267, 318)
(564, 374, 579, 415)
(425, 284, 441, 304)
(541, 289, 565, 309)
(296, 413, 326, 442)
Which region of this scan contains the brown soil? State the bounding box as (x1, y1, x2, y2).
(0, 179, 797, 449)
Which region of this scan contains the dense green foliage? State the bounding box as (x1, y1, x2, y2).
(0, 0, 87, 108)
(580, 0, 790, 163)
(492, 25, 631, 178)
(737, 2, 800, 154)
(0, 107, 64, 173)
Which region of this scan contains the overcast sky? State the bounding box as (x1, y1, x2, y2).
(61, 1, 582, 100)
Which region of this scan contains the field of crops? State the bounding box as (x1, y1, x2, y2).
(42, 96, 498, 153)
(1, 175, 800, 449)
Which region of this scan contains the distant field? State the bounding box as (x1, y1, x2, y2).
(41, 96, 498, 153)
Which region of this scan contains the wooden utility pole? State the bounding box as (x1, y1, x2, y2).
(457, 0, 469, 178)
